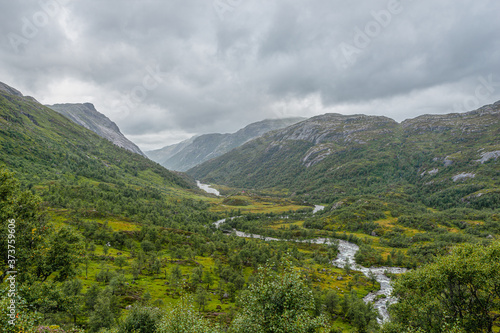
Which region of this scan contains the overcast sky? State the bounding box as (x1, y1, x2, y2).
(1, 0, 499, 150)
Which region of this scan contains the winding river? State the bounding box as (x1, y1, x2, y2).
(198, 182, 407, 323)
(330, 239, 407, 323)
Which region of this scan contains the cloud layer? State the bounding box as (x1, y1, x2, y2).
(1, 0, 499, 150)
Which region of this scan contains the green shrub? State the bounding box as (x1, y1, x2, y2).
(156, 298, 220, 333)
(119, 305, 163, 333)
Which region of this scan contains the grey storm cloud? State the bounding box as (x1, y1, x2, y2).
(1, 0, 500, 150)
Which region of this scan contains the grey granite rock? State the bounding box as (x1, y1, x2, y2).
(48, 103, 145, 156)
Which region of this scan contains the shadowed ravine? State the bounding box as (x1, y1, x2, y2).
(199, 182, 407, 323)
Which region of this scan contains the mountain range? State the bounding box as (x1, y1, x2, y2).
(1, 81, 500, 332)
(2, 79, 499, 212)
(146, 117, 305, 171)
(0, 81, 189, 191)
(189, 103, 500, 209)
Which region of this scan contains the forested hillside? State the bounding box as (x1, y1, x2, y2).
(1, 82, 499, 333)
(0, 86, 220, 228)
(0, 83, 379, 332)
(189, 102, 500, 210)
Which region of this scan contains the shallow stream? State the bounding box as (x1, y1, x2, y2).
(200, 182, 407, 323)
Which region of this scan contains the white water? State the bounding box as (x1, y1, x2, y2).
(329, 239, 407, 323)
(196, 181, 220, 196)
(214, 217, 407, 323)
(205, 183, 404, 322)
(313, 205, 325, 213)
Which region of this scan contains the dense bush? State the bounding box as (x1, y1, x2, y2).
(156, 299, 220, 333)
(119, 306, 163, 333)
(385, 242, 500, 332)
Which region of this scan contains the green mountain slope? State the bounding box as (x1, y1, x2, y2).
(0, 82, 214, 227)
(0, 84, 375, 333)
(188, 103, 500, 209)
(1, 81, 499, 333)
(0, 88, 183, 187)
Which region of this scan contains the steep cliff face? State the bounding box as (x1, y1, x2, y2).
(146, 117, 305, 171)
(48, 103, 145, 156)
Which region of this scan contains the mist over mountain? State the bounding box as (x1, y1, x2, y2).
(146, 117, 305, 171)
(47, 103, 145, 156)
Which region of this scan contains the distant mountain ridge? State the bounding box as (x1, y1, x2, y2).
(47, 103, 145, 156)
(146, 135, 199, 169)
(146, 117, 306, 171)
(189, 102, 500, 209)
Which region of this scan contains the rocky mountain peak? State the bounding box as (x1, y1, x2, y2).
(0, 82, 23, 97)
(48, 103, 144, 156)
(0, 81, 39, 103)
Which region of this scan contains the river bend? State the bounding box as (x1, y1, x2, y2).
(200, 182, 406, 323)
